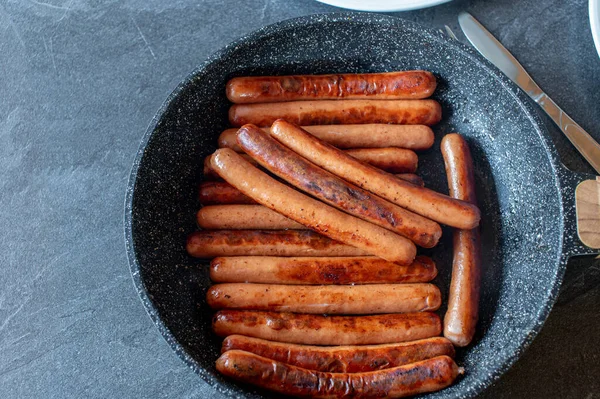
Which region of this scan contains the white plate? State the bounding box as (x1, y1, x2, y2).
(591, 0, 600, 57)
(316, 0, 452, 12)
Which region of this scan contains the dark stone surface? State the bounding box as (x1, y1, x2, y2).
(0, 0, 598, 398)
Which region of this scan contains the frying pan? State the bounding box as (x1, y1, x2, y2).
(124, 13, 598, 398)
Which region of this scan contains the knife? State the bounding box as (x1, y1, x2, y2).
(458, 12, 600, 175)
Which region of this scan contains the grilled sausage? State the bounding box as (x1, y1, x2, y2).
(225, 71, 437, 103)
(198, 181, 255, 205)
(270, 120, 480, 229)
(236, 125, 440, 248)
(221, 335, 455, 373)
(212, 310, 442, 345)
(207, 283, 441, 314)
(209, 255, 437, 284)
(186, 230, 368, 258)
(218, 124, 434, 151)
(216, 351, 461, 398)
(345, 147, 418, 173)
(229, 99, 442, 127)
(197, 205, 304, 230)
(441, 133, 482, 347)
(209, 148, 416, 264)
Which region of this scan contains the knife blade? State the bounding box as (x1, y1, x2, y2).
(458, 12, 600, 175)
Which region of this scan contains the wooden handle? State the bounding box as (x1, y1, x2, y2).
(575, 177, 600, 249)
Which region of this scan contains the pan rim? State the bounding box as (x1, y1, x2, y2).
(124, 12, 567, 399)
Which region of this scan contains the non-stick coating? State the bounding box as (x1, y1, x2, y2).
(125, 13, 571, 399)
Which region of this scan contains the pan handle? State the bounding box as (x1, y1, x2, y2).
(558, 166, 600, 257)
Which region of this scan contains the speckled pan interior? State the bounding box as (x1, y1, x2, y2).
(124, 13, 589, 399)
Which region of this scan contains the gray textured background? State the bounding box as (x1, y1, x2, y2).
(1, 0, 599, 397)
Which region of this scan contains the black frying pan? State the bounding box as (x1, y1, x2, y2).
(124, 13, 597, 398)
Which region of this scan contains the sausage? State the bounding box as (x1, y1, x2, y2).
(210, 148, 416, 264)
(199, 176, 421, 206)
(345, 147, 418, 173)
(270, 120, 480, 229)
(216, 351, 461, 398)
(204, 149, 418, 177)
(198, 181, 255, 205)
(221, 335, 455, 373)
(207, 283, 441, 314)
(441, 133, 482, 347)
(229, 99, 442, 127)
(186, 230, 368, 258)
(204, 164, 422, 184)
(225, 71, 437, 103)
(209, 255, 438, 284)
(197, 205, 304, 230)
(218, 124, 434, 151)
(236, 125, 440, 248)
(212, 310, 442, 345)
(199, 175, 422, 206)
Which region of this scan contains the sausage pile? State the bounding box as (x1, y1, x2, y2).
(186, 71, 482, 398)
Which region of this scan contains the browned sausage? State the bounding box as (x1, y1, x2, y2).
(270, 120, 480, 229)
(203, 158, 425, 186)
(186, 230, 368, 258)
(199, 175, 422, 205)
(210, 148, 416, 264)
(229, 99, 442, 127)
(221, 335, 455, 373)
(204, 149, 418, 177)
(216, 351, 461, 398)
(209, 255, 437, 284)
(207, 283, 441, 314)
(236, 125, 440, 248)
(441, 133, 482, 347)
(218, 124, 434, 151)
(212, 310, 442, 345)
(346, 147, 418, 173)
(198, 181, 255, 205)
(197, 205, 304, 230)
(225, 71, 437, 103)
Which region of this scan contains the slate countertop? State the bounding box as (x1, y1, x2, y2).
(1, 0, 599, 397)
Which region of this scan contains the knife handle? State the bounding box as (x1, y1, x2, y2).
(537, 93, 600, 174)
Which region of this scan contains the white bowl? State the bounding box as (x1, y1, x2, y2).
(316, 0, 452, 12)
(591, 0, 600, 57)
